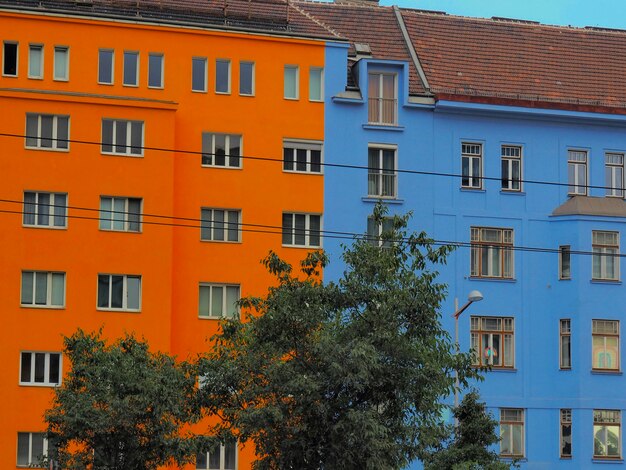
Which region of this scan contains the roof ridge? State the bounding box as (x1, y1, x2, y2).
(288, 0, 345, 39)
(294, 0, 391, 11)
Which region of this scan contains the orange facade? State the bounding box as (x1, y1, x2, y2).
(1, 8, 326, 469)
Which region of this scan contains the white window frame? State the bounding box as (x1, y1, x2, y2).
(198, 284, 240, 319)
(200, 208, 241, 242)
(501, 145, 522, 191)
(17, 432, 54, 467)
(239, 61, 255, 96)
(148, 52, 164, 89)
(25, 113, 70, 151)
(53, 46, 69, 81)
(592, 230, 619, 281)
(98, 48, 115, 85)
(123, 50, 139, 87)
(605, 152, 624, 198)
(559, 319, 571, 370)
(470, 227, 514, 279)
(201, 132, 242, 168)
(559, 245, 571, 280)
(568, 149, 588, 196)
(499, 408, 524, 458)
(470, 316, 515, 369)
(282, 212, 322, 248)
(560, 409, 572, 459)
(3, 41, 18, 77)
(192, 56, 207, 93)
(367, 72, 397, 125)
(367, 144, 397, 198)
(28, 44, 43, 79)
(284, 65, 299, 100)
(215, 59, 231, 94)
(101, 118, 144, 156)
(594, 409, 621, 459)
(19, 351, 62, 387)
(309, 66, 324, 102)
(23, 191, 68, 229)
(196, 440, 238, 470)
(366, 215, 394, 247)
(592, 319, 620, 372)
(461, 142, 483, 189)
(99, 196, 142, 232)
(283, 140, 323, 174)
(97, 274, 142, 312)
(20, 271, 66, 308)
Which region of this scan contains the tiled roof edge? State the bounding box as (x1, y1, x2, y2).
(393, 6, 430, 92)
(288, 0, 345, 39)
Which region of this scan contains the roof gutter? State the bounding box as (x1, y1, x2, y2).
(392, 5, 431, 94)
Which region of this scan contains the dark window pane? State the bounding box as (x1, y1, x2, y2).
(23, 192, 36, 225)
(128, 198, 141, 231)
(229, 135, 241, 167)
(34, 352, 46, 382)
(309, 215, 320, 247)
(311, 150, 321, 173)
(148, 54, 163, 88)
(31, 433, 45, 463)
(224, 440, 236, 470)
(21, 352, 32, 382)
(282, 213, 292, 245)
(296, 149, 307, 172)
(202, 133, 213, 165)
(227, 211, 239, 242)
(240, 61, 253, 95)
(54, 194, 67, 227)
(130, 121, 143, 155)
(97, 275, 110, 308)
(26, 115, 38, 147)
(208, 448, 220, 469)
(49, 354, 60, 384)
(216, 60, 230, 93)
(192, 58, 206, 91)
(98, 49, 113, 84)
(283, 148, 294, 171)
(37, 193, 50, 226)
(111, 275, 124, 308)
(115, 121, 128, 153)
(294, 214, 306, 245)
(35, 271, 48, 305)
(196, 452, 207, 469)
(3, 42, 17, 75)
(213, 210, 225, 241)
(102, 120, 113, 153)
(40, 115, 53, 148)
(123, 52, 138, 86)
(21, 271, 34, 304)
(201, 209, 212, 240)
(57, 117, 69, 149)
(215, 134, 226, 166)
(17, 433, 30, 465)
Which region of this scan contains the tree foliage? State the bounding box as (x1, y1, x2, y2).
(198, 206, 481, 470)
(423, 391, 512, 470)
(45, 329, 199, 470)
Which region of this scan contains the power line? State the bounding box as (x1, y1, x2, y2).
(0, 198, 621, 258)
(0, 132, 621, 192)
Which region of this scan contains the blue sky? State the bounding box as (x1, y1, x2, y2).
(380, 0, 626, 29)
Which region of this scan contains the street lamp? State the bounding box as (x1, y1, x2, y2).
(452, 290, 483, 416)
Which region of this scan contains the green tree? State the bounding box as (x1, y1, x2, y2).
(197, 207, 480, 470)
(45, 329, 200, 470)
(423, 391, 512, 470)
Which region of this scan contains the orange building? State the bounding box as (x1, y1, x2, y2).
(0, 1, 341, 468)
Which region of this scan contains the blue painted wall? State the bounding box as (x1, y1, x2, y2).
(324, 44, 626, 468)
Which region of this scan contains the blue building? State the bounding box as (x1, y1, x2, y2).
(301, 1, 626, 467)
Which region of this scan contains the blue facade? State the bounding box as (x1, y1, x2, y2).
(324, 42, 626, 468)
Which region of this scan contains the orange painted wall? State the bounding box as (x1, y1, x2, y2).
(0, 10, 325, 469)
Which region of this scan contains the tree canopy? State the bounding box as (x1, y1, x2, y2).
(197, 207, 480, 470)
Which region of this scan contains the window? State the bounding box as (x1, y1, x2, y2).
(283, 140, 322, 174)
(284, 65, 299, 99)
(282, 213, 321, 248)
(594, 410, 621, 459)
(560, 409, 572, 459)
(309, 67, 323, 101)
(196, 440, 237, 470)
(568, 149, 587, 196)
(559, 245, 571, 280)
(98, 49, 114, 84)
(23, 191, 67, 228)
(367, 216, 394, 247)
(367, 146, 396, 197)
(148, 53, 163, 88)
(470, 316, 514, 368)
(560, 319, 571, 370)
(201, 133, 241, 168)
(501, 145, 522, 191)
(20, 352, 61, 386)
(201, 208, 240, 242)
(21, 271, 65, 308)
(216, 59, 230, 94)
(28, 44, 43, 79)
(368, 72, 396, 125)
(99, 196, 141, 232)
(192, 57, 207, 92)
(53, 46, 68, 81)
(592, 231, 619, 281)
(199, 284, 240, 319)
(25, 114, 69, 150)
(97, 274, 141, 311)
(500, 409, 524, 457)
(3, 41, 18, 76)
(470, 227, 514, 279)
(461, 142, 483, 189)
(239, 61, 254, 96)
(592, 319, 619, 371)
(17, 432, 56, 467)
(123, 51, 139, 86)
(101, 119, 143, 156)
(606, 153, 624, 197)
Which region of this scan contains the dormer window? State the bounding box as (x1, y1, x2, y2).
(368, 72, 397, 125)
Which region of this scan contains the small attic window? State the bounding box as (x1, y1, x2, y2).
(354, 43, 372, 56)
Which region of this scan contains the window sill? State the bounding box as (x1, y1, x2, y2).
(25, 146, 70, 153)
(192, 89, 208, 93)
(23, 225, 68, 230)
(20, 305, 65, 310)
(282, 244, 322, 249)
(592, 458, 624, 463)
(591, 369, 622, 375)
(361, 197, 404, 205)
(469, 276, 516, 283)
(362, 124, 404, 132)
(97, 308, 141, 313)
(101, 152, 144, 158)
(98, 81, 114, 86)
(240, 93, 255, 97)
(591, 279, 622, 285)
(28, 76, 43, 80)
(215, 91, 231, 95)
(200, 164, 242, 170)
(500, 190, 526, 196)
(284, 97, 300, 101)
(53, 78, 69, 82)
(559, 277, 572, 281)
(122, 83, 139, 88)
(200, 239, 242, 244)
(460, 187, 485, 193)
(19, 382, 61, 388)
(484, 367, 517, 373)
(1, 74, 18, 78)
(148, 86, 164, 90)
(99, 229, 142, 234)
(309, 99, 324, 103)
(283, 170, 323, 176)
